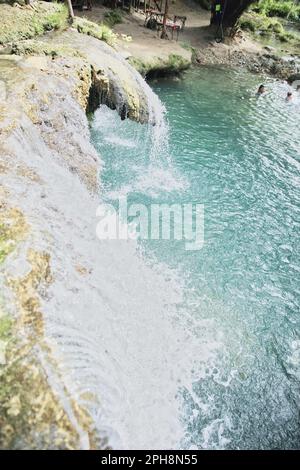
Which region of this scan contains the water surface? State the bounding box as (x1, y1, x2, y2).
(91, 67, 300, 449)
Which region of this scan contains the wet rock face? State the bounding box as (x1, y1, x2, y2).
(0, 55, 103, 449)
(0, 214, 78, 449)
(20, 29, 151, 124)
(0, 51, 122, 448)
(0, 55, 100, 192)
(0, 200, 77, 449)
(288, 73, 300, 84)
(0, 25, 156, 449)
(0, 200, 105, 449)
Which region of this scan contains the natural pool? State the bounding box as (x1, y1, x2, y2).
(91, 67, 300, 449)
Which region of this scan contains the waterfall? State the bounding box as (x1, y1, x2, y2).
(98, 58, 187, 199)
(124, 56, 171, 163)
(5, 47, 299, 449)
(44, 200, 219, 449)
(31, 66, 218, 449)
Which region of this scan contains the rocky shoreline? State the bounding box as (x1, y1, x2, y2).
(194, 42, 300, 81)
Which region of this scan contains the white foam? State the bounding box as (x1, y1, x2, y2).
(3, 77, 223, 449)
(106, 165, 189, 200)
(104, 135, 137, 149)
(84, 81, 223, 448)
(5, 124, 222, 449)
(286, 340, 300, 380)
(134, 165, 189, 196)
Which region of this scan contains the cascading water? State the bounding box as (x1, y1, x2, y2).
(38, 68, 222, 450)
(88, 66, 300, 450)
(96, 64, 187, 200)
(88, 99, 226, 449)
(123, 62, 180, 193)
(40, 64, 300, 450)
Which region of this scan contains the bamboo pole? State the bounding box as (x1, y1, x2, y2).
(65, 0, 74, 22)
(161, 0, 169, 38)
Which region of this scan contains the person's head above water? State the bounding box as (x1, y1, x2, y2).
(286, 91, 293, 101)
(257, 84, 266, 94)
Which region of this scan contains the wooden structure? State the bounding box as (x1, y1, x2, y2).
(143, 0, 186, 40)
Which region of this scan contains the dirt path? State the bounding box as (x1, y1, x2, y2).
(76, 1, 263, 67)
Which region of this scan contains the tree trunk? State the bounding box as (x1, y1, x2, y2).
(161, 0, 169, 39)
(65, 0, 74, 22)
(211, 0, 256, 29)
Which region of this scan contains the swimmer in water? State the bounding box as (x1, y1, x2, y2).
(256, 84, 266, 96)
(286, 91, 293, 102)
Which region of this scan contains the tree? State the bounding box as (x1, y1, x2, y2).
(161, 0, 169, 39)
(211, 0, 256, 28)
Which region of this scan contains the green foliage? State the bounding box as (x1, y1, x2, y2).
(74, 17, 117, 46)
(128, 57, 148, 76)
(43, 4, 69, 31)
(75, 17, 103, 40)
(240, 17, 257, 31)
(240, 13, 283, 32)
(268, 20, 284, 33)
(167, 54, 190, 71)
(0, 315, 13, 341)
(240, 3, 300, 44)
(101, 24, 117, 44)
(253, 0, 300, 21)
(129, 53, 190, 77)
(0, 2, 68, 45)
(278, 29, 298, 41)
(104, 9, 123, 27)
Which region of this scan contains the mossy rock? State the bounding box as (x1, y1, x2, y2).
(74, 17, 117, 46)
(129, 53, 191, 78)
(0, 2, 68, 46)
(0, 315, 13, 342)
(10, 39, 83, 58)
(288, 73, 300, 84)
(0, 207, 28, 264)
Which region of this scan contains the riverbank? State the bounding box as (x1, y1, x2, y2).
(76, 1, 299, 79)
(0, 1, 299, 80)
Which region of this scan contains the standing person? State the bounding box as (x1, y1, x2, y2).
(210, 1, 223, 26)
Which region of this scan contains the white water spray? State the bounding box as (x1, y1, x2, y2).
(9, 67, 221, 449)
